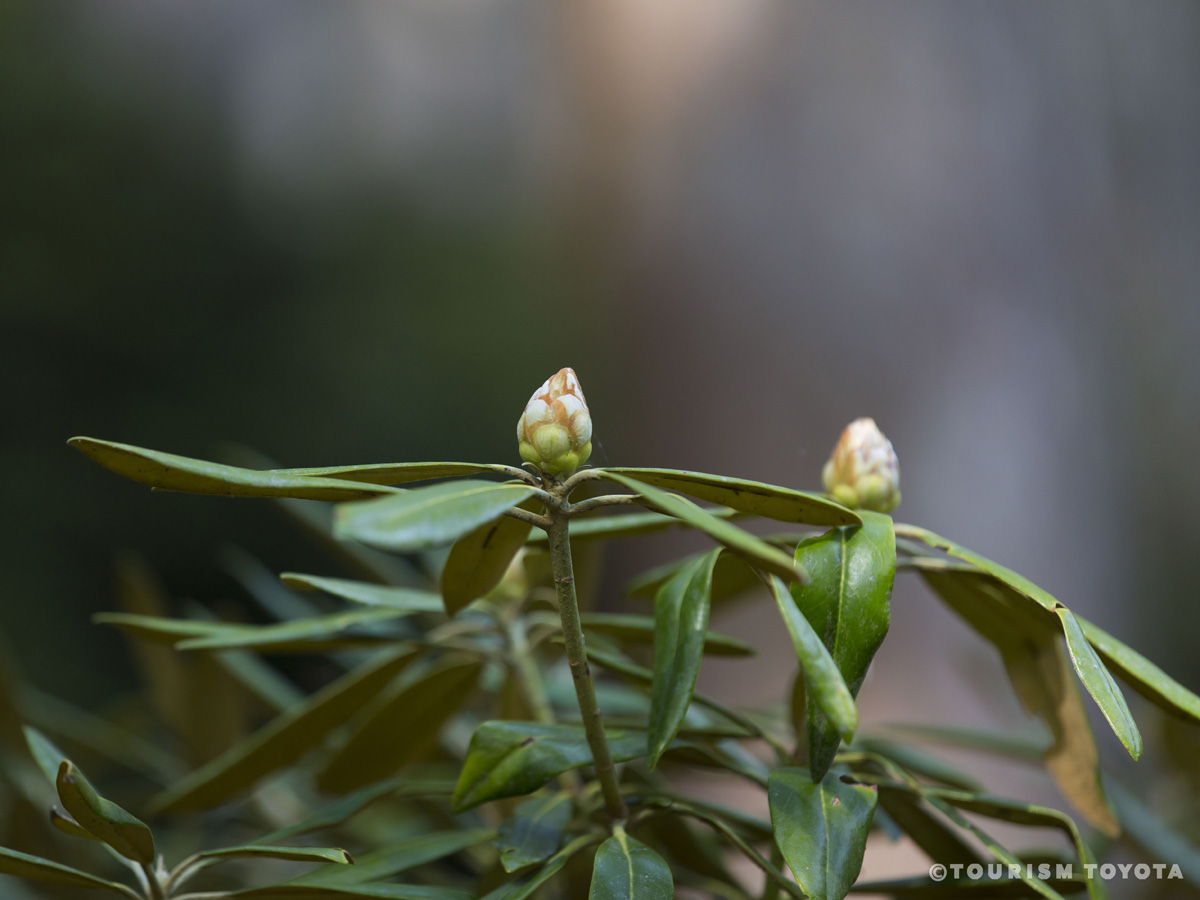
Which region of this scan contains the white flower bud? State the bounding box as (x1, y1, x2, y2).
(821, 418, 900, 513)
(517, 368, 593, 477)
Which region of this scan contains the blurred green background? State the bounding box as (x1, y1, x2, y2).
(3, 0, 1200, 802)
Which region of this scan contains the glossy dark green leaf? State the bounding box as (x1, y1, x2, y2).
(452, 722, 645, 811)
(921, 571, 1118, 837)
(581, 612, 754, 657)
(792, 512, 895, 780)
(601, 473, 806, 584)
(0, 846, 139, 896)
(237, 885, 471, 900)
(1078, 617, 1200, 725)
(768, 768, 878, 900)
(56, 761, 154, 863)
(69, 437, 397, 501)
(293, 830, 492, 887)
(273, 461, 515, 485)
(529, 507, 741, 544)
(259, 777, 455, 843)
(765, 576, 858, 747)
(589, 828, 673, 900)
(898, 526, 1142, 761)
(335, 480, 537, 552)
(481, 835, 599, 900)
(151, 648, 418, 813)
(601, 468, 862, 527)
(441, 509, 533, 615)
(648, 549, 721, 768)
(496, 791, 573, 872)
(317, 658, 482, 793)
(280, 574, 443, 612)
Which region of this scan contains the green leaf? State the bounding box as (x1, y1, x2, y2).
(0, 846, 139, 896)
(920, 571, 1118, 837)
(150, 648, 419, 814)
(581, 612, 754, 657)
(280, 574, 444, 612)
(258, 777, 454, 843)
(600, 468, 861, 527)
(768, 768, 878, 900)
(854, 737, 981, 791)
(50, 806, 101, 841)
(648, 549, 721, 768)
(69, 437, 397, 501)
(1078, 617, 1200, 725)
(293, 830, 492, 887)
(481, 835, 599, 900)
(237, 886, 471, 900)
(441, 509, 533, 615)
(764, 576, 858, 747)
(452, 722, 645, 811)
(529, 507, 741, 544)
(194, 845, 354, 866)
(335, 481, 537, 553)
(273, 461, 516, 485)
(316, 658, 483, 793)
(874, 723, 1046, 763)
(600, 473, 806, 584)
(1107, 780, 1200, 888)
(898, 526, 1142, 761)
(589, 827, 673, 900)
(792, 512, 895, 780)
(874, 787, 981, 866)
(55, 761, 155, 864)
(628, 549, 763, 607)
(496, 791, 574, 873)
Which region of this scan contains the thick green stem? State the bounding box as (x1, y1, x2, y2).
(546, 510, 627, 820)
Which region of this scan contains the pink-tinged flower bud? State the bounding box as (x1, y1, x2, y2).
(821, 417, 900, 513)
(517, 368, 593, 478)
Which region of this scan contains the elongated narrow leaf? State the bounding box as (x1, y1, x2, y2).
(496, 792, 573, 873)
(921, 571, 1118, 836)
(648, 549, 721, 768)
(769, 768, 878, 900)
(452, 722, 645, 811)
(195, 846, 354, 866)
(582, 612, 754, 657)
(0, 846, 138, 895)
(317, 658, 482, 793)
(793, 512, 895, 780)
(899, 526, 1141, 761)
(294, 830, 492, 887)
(259, 777, 454, 843)
(274, 461, 514, 485)
(628, 549, 763, 607)
(854, 737, 981, 791)
(69, 437, 397, 501)
(589, 828, 673, 900)
(529, 507, 741, 544)
(765, 576, 858, 745)
(280, 574, 443, 612)
(441, 508, 533, 615)
(1078, 618, 1200, 725)
(237, 886, 471, 900)
(875, 786, 981, 866)
(56, 762, 154, 863)
(151, 648, 418, 813)
(335, 481, 536, 552)
(601, 473, 806, 584)
(601, 468, 861, 527)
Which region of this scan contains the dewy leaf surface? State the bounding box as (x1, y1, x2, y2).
(335, 481, 537, 553)
(648, 548, 721, 767)
(769, 768, 878, 900)
(588, 828, 673, 900)
(600, 468, 861, 527)
(69, 437, 397, 501)
(793, 512, 895, 780)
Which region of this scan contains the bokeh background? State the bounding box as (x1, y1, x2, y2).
(4, 0, 1200, 887)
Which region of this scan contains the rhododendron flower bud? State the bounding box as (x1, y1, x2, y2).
(822, 417, 900, 512)
(517, 368, 593, 477)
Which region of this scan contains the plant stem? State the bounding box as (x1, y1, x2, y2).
(546, 509, 627, 820)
